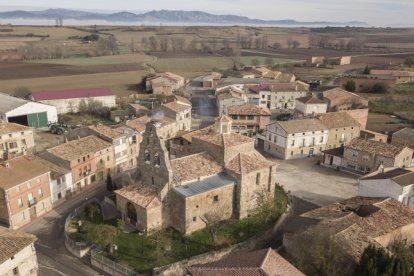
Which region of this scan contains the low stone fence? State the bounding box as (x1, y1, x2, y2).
(104, 194, 117, 207)
(64, 198, 99, 258)
(153, 236, 258, 275)
(91, 249, 140, 276)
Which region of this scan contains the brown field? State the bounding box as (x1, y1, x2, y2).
(366, 113, 414, 135)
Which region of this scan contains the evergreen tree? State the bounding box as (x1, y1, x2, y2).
(363, 65, 370, 74)
(345, 80, 356, 92)
(106, 172, 113, 192)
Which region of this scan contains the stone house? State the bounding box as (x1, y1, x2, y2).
(42, 136, 114, 192)
(259, 119, 328, 160)
(158, 101, 192, 133)
(283, 197, 414, 262)
(0, 157, 52, 229)
(295, 95, 327, 116)
(360, 129, 388, 143)
(115, 116, 276, 234)
(146, 72, 186, 95)
(29, 88, 116, 114)
(0, 123, 35, 161)
(323, 138, 413, 174)
(319, 88, 369, 128)
(0, 226, 38, 276)
(392, 128, 414, 151)
(359, 166, 414, 208)
(202, 72, 222, 88)
(216, 90, 247, 115)
(317, 112, 361, 149)
(188, 247, 304, 276)
(248, 82, 309, 110)
(228, 104, 271, 134)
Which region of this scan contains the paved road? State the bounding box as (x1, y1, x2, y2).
(21, 184, 108, 276)
(187, 77, 217, 129)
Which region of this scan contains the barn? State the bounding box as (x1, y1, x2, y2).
(0, 93, 58, 128)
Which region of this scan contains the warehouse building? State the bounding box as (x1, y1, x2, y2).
(0, 93, 58, 128)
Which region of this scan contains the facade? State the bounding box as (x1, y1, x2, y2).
(159, 101, 192, 133)
(260, 119, 328, 160)
(317, 112, 361, 149)
(0, 226, 38, 276)
(146, 72, 186, 95)
(0, 123, 35, 160)
(36, 154, 73, 205)
(228, 104, 271, 134)
(339, 74, 396, 92)
(115, 116, 276, 234)
(0, 157, 52, 229)
(202, 72, 222, 88)
(359, 166, 414, 208)
(392, 127, 414, 150)
(0, 93, 58, 128)
(323, 138, 413, 174)
(295, 95, 327, 116)
(29, 88, 116, 114)
(283, 197, 414, 262)
(188, 248, 304, 276)
(248, 81, 309, 110)
(370, 70, 414, 84)
(360, 129, 388, 143)
(43, 136, 113, 192)
(319, 88, 369, 128)
(216, 90, 247, 115)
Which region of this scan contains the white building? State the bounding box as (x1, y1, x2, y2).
(259, 118, 328, 160)
(0, 123, 35, 160)
(0, 226, 38, 276)
(359, 166, 414, 208)
(36, 154, 73, 205)
(295, 95, 327, 116)
(0, 93, 58, 128)
(29, 88, 116, 114)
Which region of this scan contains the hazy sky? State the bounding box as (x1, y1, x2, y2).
(1, 0, 413, 26)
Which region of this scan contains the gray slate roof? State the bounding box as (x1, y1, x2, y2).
(0, 93, 29, 113)
(174, 173, 235, 198)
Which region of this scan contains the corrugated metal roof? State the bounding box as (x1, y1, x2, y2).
(0, 93, 29, 113)
(174, 173, 235, 198)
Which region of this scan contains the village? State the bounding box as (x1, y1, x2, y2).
(0, 49, 414, 276)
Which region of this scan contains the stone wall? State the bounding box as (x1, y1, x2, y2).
(346, 108, 369, 129)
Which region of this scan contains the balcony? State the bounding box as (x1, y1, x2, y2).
(28, 198, 37, 207)
(83, 170, 91, 177)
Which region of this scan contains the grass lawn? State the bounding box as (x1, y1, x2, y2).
(0, 70, 147, 97)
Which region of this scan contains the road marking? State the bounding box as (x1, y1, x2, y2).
(39, 264, 69, 276)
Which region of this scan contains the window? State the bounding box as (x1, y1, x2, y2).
(231, 115, 238, 120)
(26, 182, 31, 188)
(145, 149, 150, 162)
(38, 188, 43, 198)
(21, 139, 26, 145)
(291, 140, 295, 146)
(273, 136, 277, 143)
(193, 217, 197, 222)
(268, 134, 272, 141)
(9, 142, 17, 149)
(362, 155, 369, 161)
(352, 152, 358, 158)
(13, 267, 18, 276)
(247, 115, 254, 120)
(213, 195, 219, 202)
(320, 136, 324, 143)
(256, 173, 261, 185)
(83, 157, 86, 162)
(291, 151, 293, 156)
(36, 177, 40, 183)
(78, 159, 80, 163)
(302, 139, 305, 147)
(16, 186, 20, 192)
(28, 192, 34, 206)
(41, 202, 45, 210)
(17, 198, 23, 208)
(21, 212, 25, 221)
(107, 156, 110, 161)
(154, 152, 160, 166)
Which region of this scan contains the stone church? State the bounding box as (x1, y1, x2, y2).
(115, 115, 277, 234)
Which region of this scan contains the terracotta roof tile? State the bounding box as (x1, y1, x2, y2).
(226, 152, 275, 175)
(228, 104, 271, 116)
(318, 112, 360, 129)
(88, 125, 125, 140)
(195, 132, 254, 148)
(276, 119, 328, 134)
(162, 102, 191, 113)
(115, 184, 160, 209)
(170, 152, 223, 183)
(296, 95, 325, 105)
(0, 226, 37, 264)
(0, 123, 32, 135)
(346, 138, 406, 158)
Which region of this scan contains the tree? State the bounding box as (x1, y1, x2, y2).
(106, 172, 114, 192)
(253, 185, 288, 224)
(369, 83, 387, 94)
(287, 38, 293, 48)
(97, 36, 118, 55)
(292, 40, 301, 49)
(87, 224, 119, 251)
(13, 86, 31, 99)
(404, 56, 414, 68)
(85, 203, 100, 221)
(200, 200, 231, 245)
(251, 58, 260, 66)
(356, 244, 410, 276)
(272, 42, 282, 49)
(363, 65, 370, 74)
(291, 228, 355, 276)
(345, 80, 356, 92)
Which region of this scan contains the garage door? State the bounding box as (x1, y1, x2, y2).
(27, 112, 48, 128)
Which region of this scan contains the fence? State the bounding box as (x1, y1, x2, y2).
(91, 248, 140, 276)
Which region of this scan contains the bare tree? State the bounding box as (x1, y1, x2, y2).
(148, 36, 158, 51)
(287, 38, 293, 48)
(292, 40, 301, 49)
(200, 201, 230, 244)
(159, 37, 169, 52)
(272, 42, 282, 49)
(13, 87, 31, 99)
(129, 37, 135, 53)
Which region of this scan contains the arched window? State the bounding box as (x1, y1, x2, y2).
(144, 149, 150, 162)
(154, 152, 160, 166)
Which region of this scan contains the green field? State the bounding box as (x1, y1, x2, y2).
(26, 53, 154, 66)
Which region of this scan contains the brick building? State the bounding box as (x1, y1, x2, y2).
(115, 116, 276, 234)
(0, 157, 52, 229)
(228, 104, 271, 134)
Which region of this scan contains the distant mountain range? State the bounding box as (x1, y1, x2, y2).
(0, 8, 367, 26)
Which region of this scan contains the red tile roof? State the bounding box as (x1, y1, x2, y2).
(31, 88, 114, 101)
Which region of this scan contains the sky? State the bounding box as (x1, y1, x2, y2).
(0, 0, 413, 26)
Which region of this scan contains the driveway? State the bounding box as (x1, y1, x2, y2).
(271, 157, 359, 213)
